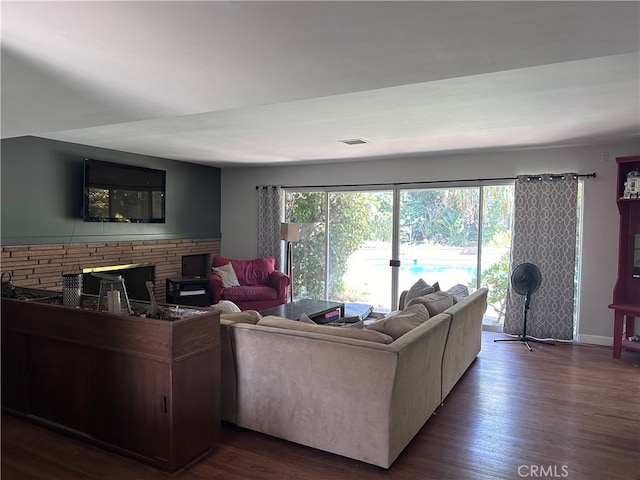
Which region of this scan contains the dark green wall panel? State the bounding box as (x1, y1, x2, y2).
(1, 136, 221, 245)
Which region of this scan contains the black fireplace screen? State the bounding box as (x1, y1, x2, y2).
(83, 264, 155, 301)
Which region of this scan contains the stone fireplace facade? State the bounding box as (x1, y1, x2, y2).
(1, 238, 220, 304)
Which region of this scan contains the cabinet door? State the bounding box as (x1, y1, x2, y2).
(91, 351, 171, 464)
(1, 331, 29, 413)
(29, 337, 92, 432)
(172, 347, 220, 468)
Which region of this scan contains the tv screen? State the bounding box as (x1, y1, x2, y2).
(83, 159, 166, 223)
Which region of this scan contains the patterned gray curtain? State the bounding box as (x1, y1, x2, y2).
(257, 186, 284, 270)
(503, 174, 578, 340)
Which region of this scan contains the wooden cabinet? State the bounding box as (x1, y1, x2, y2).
(1, 296, 220, 471)
(91, 352, 172, 462)
(609, 155, 640, 358)
(1, 330, 29, 412)
(29, 337, 93, 432)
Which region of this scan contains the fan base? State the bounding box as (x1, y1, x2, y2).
(494, 335, 555, 352)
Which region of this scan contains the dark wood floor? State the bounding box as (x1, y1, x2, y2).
(2, 331, 639, 480)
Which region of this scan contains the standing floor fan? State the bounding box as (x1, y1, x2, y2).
(494, 263, 555, 351)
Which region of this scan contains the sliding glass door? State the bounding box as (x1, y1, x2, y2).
(285, 184, 513, 324)
(284, 192, 327, 301)
(480, 185, 514, 327)
(285, 190, 393, 311)
(334, 191, 393, 310)
(398, 187, 479, 293)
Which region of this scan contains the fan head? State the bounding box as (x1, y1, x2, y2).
(511, 263, 542, 296)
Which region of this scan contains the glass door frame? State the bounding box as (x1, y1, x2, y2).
(285, 181, 514, 313)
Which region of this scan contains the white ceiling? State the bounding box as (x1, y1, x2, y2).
(2, 1, 639, 167)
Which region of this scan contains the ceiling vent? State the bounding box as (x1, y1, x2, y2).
(338, 138, 368, 145)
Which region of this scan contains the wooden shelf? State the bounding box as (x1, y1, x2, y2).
(608, 303, 640, 314)
(621, 339, 640, 353)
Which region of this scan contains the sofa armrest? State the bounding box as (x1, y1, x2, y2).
(219, 319, 237, 423)
(268, 270, 290, 301)
(207, 272, 224, 303)
(441, 287, 488, 401)
(387, 313, 450, 462)
(231, 324, 397, 467)
(231, 315, 449, 468)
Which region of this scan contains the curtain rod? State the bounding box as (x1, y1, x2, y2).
(256, 172, 596, 190)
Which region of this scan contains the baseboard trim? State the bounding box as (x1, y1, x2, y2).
(576, 334, 612, 346)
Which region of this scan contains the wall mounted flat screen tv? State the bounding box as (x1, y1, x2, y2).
(83, 159, 166, 223)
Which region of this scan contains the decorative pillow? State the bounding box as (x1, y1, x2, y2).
(366, 304, 430, 340)
(404, 278, 435, 306)
(299, 313, 316, 324)
(432, 281, 441, 292)
(257, 316, 393, 344)
(210, 299, 241, 313)
(407, 291, 454, 316)
(219, 310, 261, 324)
(447, 284, 470, 304)
(212, 262, 240, 288)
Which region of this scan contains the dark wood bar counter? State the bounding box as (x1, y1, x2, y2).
(1, 289, 220, 472)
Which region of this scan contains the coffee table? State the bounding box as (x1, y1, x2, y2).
(259, 299, 345, 324)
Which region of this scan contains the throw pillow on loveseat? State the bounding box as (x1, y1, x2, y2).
(399, 278, 470, 310)
(367, 304, 431, 340)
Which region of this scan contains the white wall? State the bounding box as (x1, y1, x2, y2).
(220, 140, 639, 343)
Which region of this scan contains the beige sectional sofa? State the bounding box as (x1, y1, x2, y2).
(219, 287, 488, 468)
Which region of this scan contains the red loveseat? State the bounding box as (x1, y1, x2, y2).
(208, 256, 290, 311)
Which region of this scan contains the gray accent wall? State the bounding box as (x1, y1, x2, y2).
(1, 136, 221, 245)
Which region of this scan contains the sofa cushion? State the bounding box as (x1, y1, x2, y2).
(407, 291, 454, 316)
(447, 284, 470, 304)
(212, 262, 240, 288)
(366, 304, 430, 340)
(213, 256, 275, 286)
(257, 316, 393, 344)
(404, 278, 435, 306)
(220, 310, 262, 325)
(222, 285, 278, 302)
(236, 256, 275, 285)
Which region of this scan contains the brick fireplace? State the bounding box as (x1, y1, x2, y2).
(1, 238, 220, 304)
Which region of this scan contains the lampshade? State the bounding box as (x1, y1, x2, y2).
(280, 223, 299, 242)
